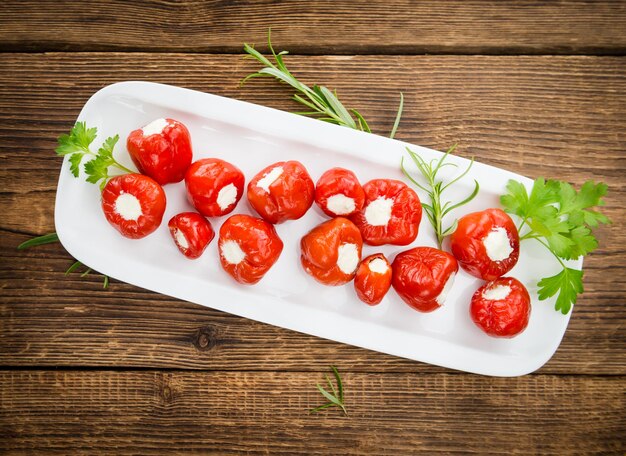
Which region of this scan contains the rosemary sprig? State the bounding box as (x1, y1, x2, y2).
(401, 145, 480, 249)
(243, 30, 404, 138)
(18, 232, 109, 288)
(310, 366, 347, 416)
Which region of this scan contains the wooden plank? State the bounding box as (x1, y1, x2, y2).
(1, 1, 625, 54)
(0, 53, 624, 374)
(1, 370, 624, 454)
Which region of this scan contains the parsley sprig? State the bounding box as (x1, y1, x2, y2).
(56, 122, 133, 190)
(501, 178, 609, 314)
(243, 30, 404, 138)
(310, 366, 347, 416)
(401, 145, 480, 249)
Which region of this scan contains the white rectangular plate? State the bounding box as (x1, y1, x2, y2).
(55, 81, 579, 376)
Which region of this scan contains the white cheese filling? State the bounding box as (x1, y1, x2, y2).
(257, 166, 283, 193)
(337, 243, 359, 275)
(483, 227, 514, 262)
(483, 284, 511, 301)
(368, 257, 388, 274)
(216, 183, 238, 211)
(435, 273, 456, 306)
(326, 194, 356, 215)
(115, 192, 142, 221)
(221, 240, 246, 265)
(142, 118, 169, 136)
(174, 229, 189, 250)
(364, 197, 393, 226)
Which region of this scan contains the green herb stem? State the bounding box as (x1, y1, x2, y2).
(310, 366, 347, 416)
(401, 145, 479, 249)
(243, 29, 403, 138)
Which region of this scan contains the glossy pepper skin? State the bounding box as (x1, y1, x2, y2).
(247, 161, 315, 224)
(314, 167, 365, 217)
(470, 277, 531, 338)
(185, 158, 245, 217)
(101, 173, 166, 239)
(450, 208, 520, 281)
(218, 214, 283, 285)
(300, 217, 363, 286)
(350, 179, 422, 246)
(354, 253, 392, 305)
(168, 212, 215, 259)
(391, 247, 459, 312)
(127, 118, 193, 185)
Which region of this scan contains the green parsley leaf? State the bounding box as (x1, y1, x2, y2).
(500, 177, 609, 314)
(55, 122, 99, 177)
(68, 153, 84, 178)
(537, 267, 584, 314)
(55, 122, 97, 156)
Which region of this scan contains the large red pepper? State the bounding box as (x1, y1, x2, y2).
(350, 179, 422, 246)
(314, 167, 365, 217)
(247, 160, 314, 224)
(470, 277, 531, 338)
(101, 173, 166, 239)
(126, 118, 193, 185)
(300, 217, 363, 286)
(450, 208, 520, 281)
(218, 214, 283, 285)
(185, 158, 245, 217)
(391, 247, 459, 312)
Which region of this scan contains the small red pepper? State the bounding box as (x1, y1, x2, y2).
(126, 118, 193, 185)
(300, 217, 363, 286)
(470, 277, 531, 338)
(354, 253, 392, 305)
(247, 160, 315, 224)
(350, 179, 422, 246)
(185, 158, 245, 217)
(218, 214, 283, 285)
(450, 208, 520, 281)
(101, 173, 166, 239)
(168, 212, 215, 259)
(391, 247, 459, 312)
(314, 167, 365, 217)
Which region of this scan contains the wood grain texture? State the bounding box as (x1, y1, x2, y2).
(0, 53, 624, 374)
(1, 370, 624, 454)
(1, 1, 626, 55)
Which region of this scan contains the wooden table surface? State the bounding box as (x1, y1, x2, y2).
(1, 1, 625, 454)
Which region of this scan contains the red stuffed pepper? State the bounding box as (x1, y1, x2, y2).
(450, 208, 520, 281)
(218, 214, 283, 285)
(470, 277, 531, 338)
(301, 217, 363, 286)
(247, 160, 314, 224)
(315, 167, 365, 217)
(185, 158, 245, 217)
(168, 212, 215, 259)
(391, 247, 458, 312)
(354, 253, 392, 305)
(101, 173, 166, 239)
(127, 118, 193, 185)
(350, 179, 422, 246)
